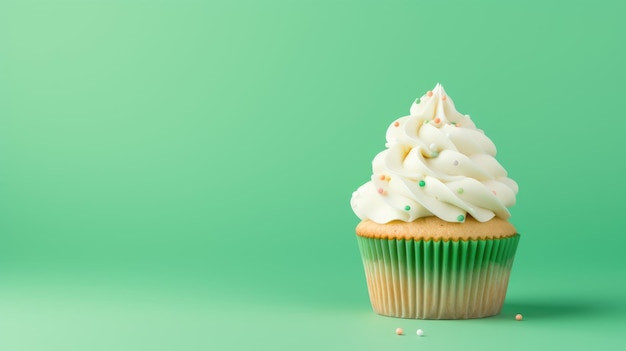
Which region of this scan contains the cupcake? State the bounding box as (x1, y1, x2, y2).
(350, 84, 519, 319)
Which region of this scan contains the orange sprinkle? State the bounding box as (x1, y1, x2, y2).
(434, 118, 441, 124)
(427, 91, 433, 97)
(393, 121, 400, 127)
(442, 95, 447, 101)
(379, 175, 386, 180)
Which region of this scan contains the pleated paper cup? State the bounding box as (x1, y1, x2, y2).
(357, 235, 520, 319)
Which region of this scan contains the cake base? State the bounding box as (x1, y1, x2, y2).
(357, 234, 520, 319)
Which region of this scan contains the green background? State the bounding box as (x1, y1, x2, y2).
(1, 0, 625, 350)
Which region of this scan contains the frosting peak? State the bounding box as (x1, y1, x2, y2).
(351, 84, 518, 224)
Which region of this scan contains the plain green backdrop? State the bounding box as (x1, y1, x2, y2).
(1, 0, 625, 350)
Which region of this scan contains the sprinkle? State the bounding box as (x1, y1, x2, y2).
(414, 98, 420, 104)
(492, 190, 497, 195)
(396, 328, 403, 335)
(457, 188, 464, 194)
(516, 314, 523, 321)
(427, 91, 433, 97)
(442, 95, 447, 101)
(377, 188, 384, 194)
(457, 215, 465, 222)
(424, 120, 430, 124)
(379, 175, 386, 180)
(453, 160, 459, 166)
(451, 122, 457, 126)
(418, 180, 426, 187)
(404, 205, 411, 211)
(385, 176, 391, 181)
(434, 117, 441, 124)
(394, 121, 400, 127)
(416, 329, 424, 336)
(431, 151, 439, 157)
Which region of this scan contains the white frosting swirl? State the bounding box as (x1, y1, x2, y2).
(351, 84, 518, 224)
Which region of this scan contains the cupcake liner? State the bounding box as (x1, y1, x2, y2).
(357, 235, 520, 319)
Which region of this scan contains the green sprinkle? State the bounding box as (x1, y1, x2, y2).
(451, 122, 457, 126)
(457, 215, 465, 222)
(414, 97, 420, 104)
(424, 120, 429, 124)
(404, 205, 411, 211)
(418, 180, 426, 187)
(457, 188, 464, 194)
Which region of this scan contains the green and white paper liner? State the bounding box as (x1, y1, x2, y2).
(357, 235, 520, 319)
